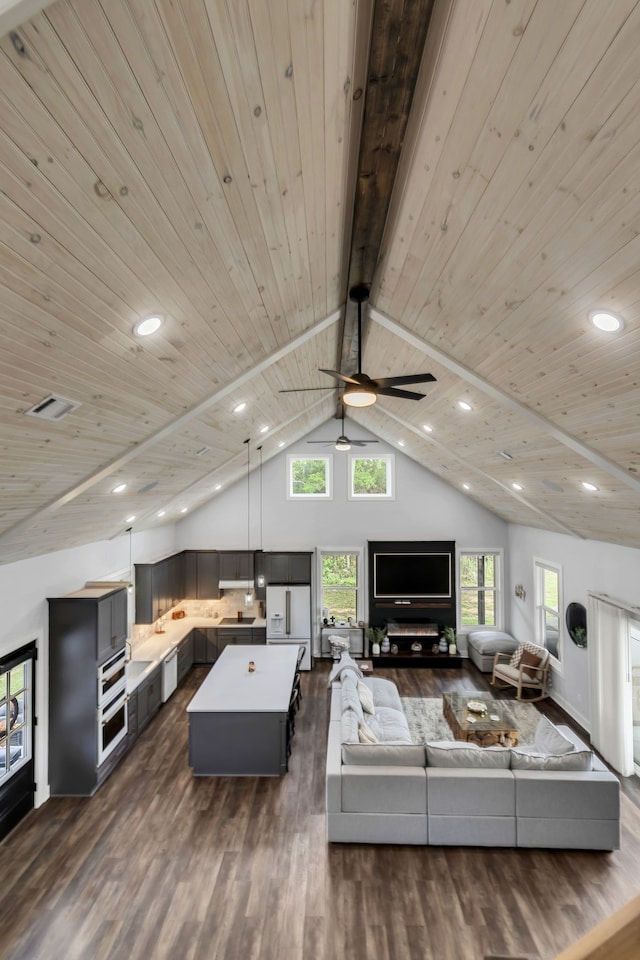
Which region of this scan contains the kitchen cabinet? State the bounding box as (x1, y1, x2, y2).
(48, 585, 129, 796)
(252, 628, 266, 645)
(263, 552, 312, 585)
(96, 587, 128, 663)
(193, 627, 219, 664)
(127, 686, 139, 744)
(135, 553, 190, 624)
(219, 551, 254, 581)
(184, 551, 220, 599)
(137, 664, 162, 735)
(177, 632, 195, 684)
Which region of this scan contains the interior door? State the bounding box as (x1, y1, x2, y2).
(0, 641, 36, 841)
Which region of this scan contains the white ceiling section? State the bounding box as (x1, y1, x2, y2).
(1, 0, 640, 564)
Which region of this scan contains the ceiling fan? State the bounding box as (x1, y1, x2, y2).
(307, 407, 380, 451)
(279, 284, 436, 406)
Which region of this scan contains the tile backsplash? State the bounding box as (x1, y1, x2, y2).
(130, 589, 262, 647)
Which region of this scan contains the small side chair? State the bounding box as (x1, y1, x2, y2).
(491, 643, 551, 702)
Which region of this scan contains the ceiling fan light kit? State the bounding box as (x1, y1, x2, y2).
(343, 382, 377, 407)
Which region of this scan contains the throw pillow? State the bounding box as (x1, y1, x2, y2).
(534, 715, 575, 756)
(358, 719, 379, 744)
(510, 748, 592, 771)
(520, 647, 543, 678)
(511, 640, 545, 668)
(357, 680, 375, 715)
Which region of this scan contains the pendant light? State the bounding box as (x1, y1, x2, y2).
(244, 439, 253, 606)
(256, 445, 266, 588)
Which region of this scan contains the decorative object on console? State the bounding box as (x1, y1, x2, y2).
(443, 625, 457, 654)
(438, 636, 448, 653)
(381, 635, 391, 654)
(366, 626, 387, 657)
(390, 643, 399, 655)
(410, 641, 422, 653)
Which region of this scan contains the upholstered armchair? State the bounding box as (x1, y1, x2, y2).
(491, 643, 551, 702)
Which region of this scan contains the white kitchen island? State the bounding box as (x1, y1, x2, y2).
(187, 644, 298, 776)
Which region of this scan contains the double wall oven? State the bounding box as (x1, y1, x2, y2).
(97, 647, 128, 765)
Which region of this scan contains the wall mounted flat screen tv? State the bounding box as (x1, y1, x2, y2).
(373, 552, 452, 599)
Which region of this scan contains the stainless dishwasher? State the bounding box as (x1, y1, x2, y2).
(161, 646, 179, 701)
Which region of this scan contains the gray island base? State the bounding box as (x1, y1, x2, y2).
(187, 644, 298, 776)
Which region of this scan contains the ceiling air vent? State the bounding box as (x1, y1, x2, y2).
(25, 394, 81, 421)
(138, 481, 158, 494)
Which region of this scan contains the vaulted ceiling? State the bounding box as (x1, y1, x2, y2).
(1, 0, 640, 565)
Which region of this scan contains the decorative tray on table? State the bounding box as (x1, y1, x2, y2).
(466, 700, 488, 715)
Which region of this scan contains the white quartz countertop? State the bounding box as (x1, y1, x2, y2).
(186, 644, 298, 713)
(126, 616, 266, 692)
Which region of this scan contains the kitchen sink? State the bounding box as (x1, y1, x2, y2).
(219, 617, 255, 624)
(126, 660, 153, 680)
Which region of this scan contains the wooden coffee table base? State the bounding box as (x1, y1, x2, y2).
(442, 694, 519, 748)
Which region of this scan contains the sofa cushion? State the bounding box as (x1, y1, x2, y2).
(358, 719, 379, 743)
(341, 741, 426, 766)
(510, 749, 593, 771)
(426, 741, 511, 769)
(534, 716, 575, 756)
(467, 630, 517, 655)
(357, 680, 375, 715)
(340, 675, 364, 722)
(341, 707, 360, 744)
(366, 677, 403, 711)
(371, 707, 412, 743)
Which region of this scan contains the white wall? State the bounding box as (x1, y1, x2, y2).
(176, 421, 508, 554)
(0, 525, 176, 805)
(507, 524, 640, 730)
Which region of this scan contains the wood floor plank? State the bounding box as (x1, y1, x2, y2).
(0, 662, 638, 959)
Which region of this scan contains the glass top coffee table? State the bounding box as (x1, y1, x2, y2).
(442, 692, 519, 747)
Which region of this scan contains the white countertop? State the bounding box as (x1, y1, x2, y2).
(126, 616, 266, 693)
(186, 645, 298, 713)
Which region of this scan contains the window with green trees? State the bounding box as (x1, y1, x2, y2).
(349, 456, 394, 498)
(287, 456, 332, 498)
(459, 552, 500, 627)
(321, 552, 358, 622)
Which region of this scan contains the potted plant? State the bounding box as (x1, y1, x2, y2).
(366, 626, 387, 657)
(443, 625, 457, 655)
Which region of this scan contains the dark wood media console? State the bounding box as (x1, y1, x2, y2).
(371, 622, 463, 669)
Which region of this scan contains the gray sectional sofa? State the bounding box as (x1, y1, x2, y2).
(325, 659, 620, 849)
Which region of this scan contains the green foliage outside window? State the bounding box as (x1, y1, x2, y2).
(460, 553, 497, 626)
(352, 458, 389, 495)
(322, 553, 358, 621)
(291, 458, 328, 495)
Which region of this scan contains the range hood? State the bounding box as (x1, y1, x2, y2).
(218, 579, 255, 590)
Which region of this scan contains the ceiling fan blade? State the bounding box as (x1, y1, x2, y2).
(351, 439, 379, 446)
(318, 369, 359, 385)
(377, 386, 427, 400)
(279, 387, 335, 393)
(374, 373, 436, 388)
(307, 440, 334, 445)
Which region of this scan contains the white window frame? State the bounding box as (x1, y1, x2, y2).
(457, 549, 503, 633)
(287, 455, 333, 500)
(534, 556, 563, 669)
(318, 549, 364, 624)
(347, 454, 395, 500)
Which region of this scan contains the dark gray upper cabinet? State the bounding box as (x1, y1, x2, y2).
(219, 551, 254, 581)
(263, 552, 312, 585)
(184, 551, 220, 600)
(135, 553, 193, 624)
(96, 588, 128, 662)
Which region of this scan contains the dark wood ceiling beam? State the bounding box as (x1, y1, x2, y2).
(339, 0, 436, 376)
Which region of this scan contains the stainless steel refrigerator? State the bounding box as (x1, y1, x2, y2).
(266, 585, 311, 670)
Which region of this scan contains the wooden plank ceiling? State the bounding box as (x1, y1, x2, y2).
(1, 0, 640, 564)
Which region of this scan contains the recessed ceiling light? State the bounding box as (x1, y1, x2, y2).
(215, 484, 222, 491)
(457, 400, 472, 412)
(589, 309, 623, 333)
(259, 425, 269, 434)
(278, 441, 285, 448)
(398, 440, 405, 447)
(512, 482, 524, 491)
(581, 481, 598, 492)
(233, 402, 247, 414)
(156, 510, 165, 518)
(498, 451, 513, 461)
(133, 315, 163, 337)
(462, 483, 470, 491)
(422, 424, 433, 433)
(112, 482, 127, 493)
(126, 515, 136, 523)
(180, 507, 188, 513)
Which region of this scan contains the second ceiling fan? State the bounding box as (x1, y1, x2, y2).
(307, 407, 379, 451)
(321, 284, 436, 407)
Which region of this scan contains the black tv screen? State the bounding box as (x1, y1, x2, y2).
(373, 552, 452, 599)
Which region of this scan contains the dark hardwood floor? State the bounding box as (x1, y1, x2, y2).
(1, 662, 639, 960)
